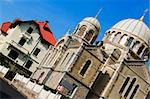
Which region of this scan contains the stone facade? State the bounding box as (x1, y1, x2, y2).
(33, 16, 150, 99)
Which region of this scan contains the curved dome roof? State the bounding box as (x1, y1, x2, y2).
(83, 17, 100, 32)
(112, 18, 150, 45)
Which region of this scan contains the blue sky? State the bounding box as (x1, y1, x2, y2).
(0, 0, 150, 66)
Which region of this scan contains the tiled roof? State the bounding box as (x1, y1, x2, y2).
(0, 19, 56, 45)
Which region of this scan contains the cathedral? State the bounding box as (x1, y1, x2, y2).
(32, 14, 150, 99)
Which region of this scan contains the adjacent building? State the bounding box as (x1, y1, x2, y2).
(0, 19, 56, 78)
(32, 15, 150, 99)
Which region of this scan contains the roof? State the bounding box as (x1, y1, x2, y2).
(34, 21, 56, 45)
(0, 19, 56, 45)
(1, 22, 12, 33)
(83, 17, 100, 32)
(112, 18, 150, 45)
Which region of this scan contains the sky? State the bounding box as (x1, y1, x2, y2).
(0, 0, 150, 67)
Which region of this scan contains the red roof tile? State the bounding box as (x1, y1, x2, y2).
(1, 22, 11, 33)
(34, 21, 56, 46)
(0, 20, 56, 45)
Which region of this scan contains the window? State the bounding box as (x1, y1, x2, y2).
(125, 37, 134, 47)
(124, 78, 136, 97)
(113, 32, 121, 43)
(85, 30, 94, 41)
(119, 77, 130, 94)
(8, 50, 19, 60)
(132, 41, 140, 52)
(129, 84, 139, 99)
(145, 91, 150, 99)
(27, 27, 33, 34)
(142, 48, 149, 59)
(25, 60, 33, 69)
(18, 37, 26, 46)
(78, 25, 86, 36)
(119, 34, 128, 45)
(137, 45, 145, 55)
(33, 48, 41, 56)
(80, 60, 91, 76)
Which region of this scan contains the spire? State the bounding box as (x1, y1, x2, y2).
(140, 8, 149, 21)
(66, 29, 71, 35)
(95, 8, 103, 19)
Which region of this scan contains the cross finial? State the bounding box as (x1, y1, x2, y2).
(140, 8, 149, 21)
(95, 8, 103, 19)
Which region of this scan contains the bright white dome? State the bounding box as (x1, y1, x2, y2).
(83, 17, 100, 32)
(112, 19, 150, 45)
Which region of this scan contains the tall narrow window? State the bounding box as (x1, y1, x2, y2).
(119, 34, 128, 45)
(129, 84, 139, 99)
(60, 53, 69, 66)
(124, 78, 136, 97)
(137, 45, 145, 55)
(25, 60, 33, 69)
(119, 77, 130, 94)
(18, 37, 26, 46)
(85, 30, 94, 41)
(132, 41, 140, 52)
(142, 48, 148, 59)
(27, 27, 33, 34)
(113, 32, 121, 43)
(80, 60, 91, 76)
(33, 48, 41, 56)
(78, 25, 86, 36)
(145, 91, 150, 99)
(125, 37, 134, 47)
(8, 50, 19, 60)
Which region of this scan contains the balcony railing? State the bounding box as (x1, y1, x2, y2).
(8, 40, 29, 55)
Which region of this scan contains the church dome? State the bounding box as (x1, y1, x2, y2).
(112, 18, 150, 45)
(83, 17, 100, 32)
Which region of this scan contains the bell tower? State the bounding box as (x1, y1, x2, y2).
(73, 17, 100, 44)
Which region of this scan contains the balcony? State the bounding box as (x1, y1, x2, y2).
(8, 40, 29, 55)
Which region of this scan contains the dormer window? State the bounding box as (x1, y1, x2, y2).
(27, 27, 33, 34)
(18, 37, 26, 46)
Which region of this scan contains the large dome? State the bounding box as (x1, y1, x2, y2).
(83, 17, 100, 32)
(112, 18, 150, 45)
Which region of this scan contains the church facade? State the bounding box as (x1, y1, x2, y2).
(32, 16, 150, 99)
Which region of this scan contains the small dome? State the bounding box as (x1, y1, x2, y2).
(112, 18, 150, 45)
(83, 17, 100, 32)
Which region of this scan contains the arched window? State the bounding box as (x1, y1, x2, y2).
(109, 31, 116, 41)
(125, 37, 134, 47)
(129, 84, 139, 99)
(132, 41, 140, 52)
(137, 45, 145, 55)
(119, 77, 130, 94)
(119, 34, 128, 45)
(85, 30, 94, 41)
(145, 91, 150, 99)
(78, 25, 86, 36)
(80, 60, 91, 76)
(124, 78, 136, 97)
(142, 48, 149, 59)
(113, 32, 121, 43)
